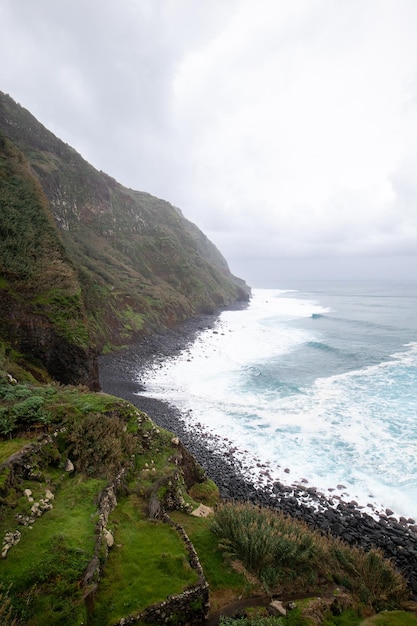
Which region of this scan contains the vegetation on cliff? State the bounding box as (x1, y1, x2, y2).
(0, 91, 249, 387)
(0, 356, 212, 624)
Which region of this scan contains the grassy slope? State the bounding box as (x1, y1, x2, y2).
(0, 359, 415, 626)
(0, 362, 206, 625)
(0, 92, 250, 362)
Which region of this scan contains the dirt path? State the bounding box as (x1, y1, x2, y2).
(206, 585, 340, 624)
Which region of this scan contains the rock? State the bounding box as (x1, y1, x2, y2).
(171, 437, 180, 446)
(65, 458, 74, 472)
(31, 503, 41, 516)
(45, 489, 54, 500)
(23, 488, 32, 498)
(2, 530, 21, 557)
(104, 529, 114, 548)
(191, 504, 213, 518)
(269, 600, 287, 617)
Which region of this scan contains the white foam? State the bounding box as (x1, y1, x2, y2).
(138, 289, 417, 520)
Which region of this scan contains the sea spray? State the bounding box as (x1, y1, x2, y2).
(139, 281, 417, 519)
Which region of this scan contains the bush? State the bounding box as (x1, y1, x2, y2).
(0, 584, 18, 626)
(12, 395, 44, 420)
(329, 542, 408, 611)
(67, 412, 136, 478)
(0, 409, 17, 438)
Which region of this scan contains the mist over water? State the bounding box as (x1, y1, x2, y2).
(139, 281, 417, 520)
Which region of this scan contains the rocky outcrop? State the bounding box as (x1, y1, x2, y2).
(1, 296, 99, 387)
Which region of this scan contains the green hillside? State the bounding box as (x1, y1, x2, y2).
(0, 91, 249, 386)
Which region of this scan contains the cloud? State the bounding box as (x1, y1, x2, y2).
(1, 0, 417, 281)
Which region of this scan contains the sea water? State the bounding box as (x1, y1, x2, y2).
(139, 281, 417, 520)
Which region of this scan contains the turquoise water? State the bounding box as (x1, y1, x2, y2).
(140, 281, 417, 519)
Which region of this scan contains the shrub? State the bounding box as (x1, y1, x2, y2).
(329, 542, 408, 611)
(0, 585, 18, 626)
(12, 395, 44, 421)
(67, 412, 136, 478)
(0, 409, 17, 438)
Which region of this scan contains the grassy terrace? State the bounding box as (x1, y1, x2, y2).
(171, 511, 249, 612)
(1, 475, 104, 625)
(91, 494, 198, 624)
(0, 362, 208, 625)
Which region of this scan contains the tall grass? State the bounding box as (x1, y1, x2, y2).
(212, 502, 408, 609)
(212, 502, 318, 589)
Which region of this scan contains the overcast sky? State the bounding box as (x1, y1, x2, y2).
(1, 0, 417, 284)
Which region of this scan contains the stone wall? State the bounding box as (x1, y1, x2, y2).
(116, 584, 210, 625)
(83, 464, 211, 625)
(83, 466, 129, 596)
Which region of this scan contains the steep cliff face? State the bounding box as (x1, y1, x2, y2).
(0, 132, 98, 387)
(0, 92, 250, 386)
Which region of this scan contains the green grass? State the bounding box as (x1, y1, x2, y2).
(91, 494, 199, 625)
(1, 475, 104, 625)
(0, 437, 32, 463)
(188, 478, 219, 507)
(360, 612, 417, 625)
(171, 511, 247, 593)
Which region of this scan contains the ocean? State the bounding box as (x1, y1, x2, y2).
(139, 281, 417, 520)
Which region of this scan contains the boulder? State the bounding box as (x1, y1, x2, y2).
(65, 458, 74, 472)
(104, 529, 114, 548)
(269, 600, 287, 617)
(191, 504, 213, 518)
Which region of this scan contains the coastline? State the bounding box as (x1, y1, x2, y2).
(98, 311, 417, 599)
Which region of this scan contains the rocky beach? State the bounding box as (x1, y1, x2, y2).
(99, 311, 417, 600)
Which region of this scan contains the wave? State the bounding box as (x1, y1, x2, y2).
(305, 340, 338, 353)
(244, 365, 304, 396)
(139, 283, 417, 519)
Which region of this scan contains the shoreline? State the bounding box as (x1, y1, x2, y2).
(98, 311, 417, 599)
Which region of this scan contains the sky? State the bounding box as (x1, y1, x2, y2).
(1, 0, 417, 285)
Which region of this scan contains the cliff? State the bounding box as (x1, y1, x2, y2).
(0, 91, 250, 387)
